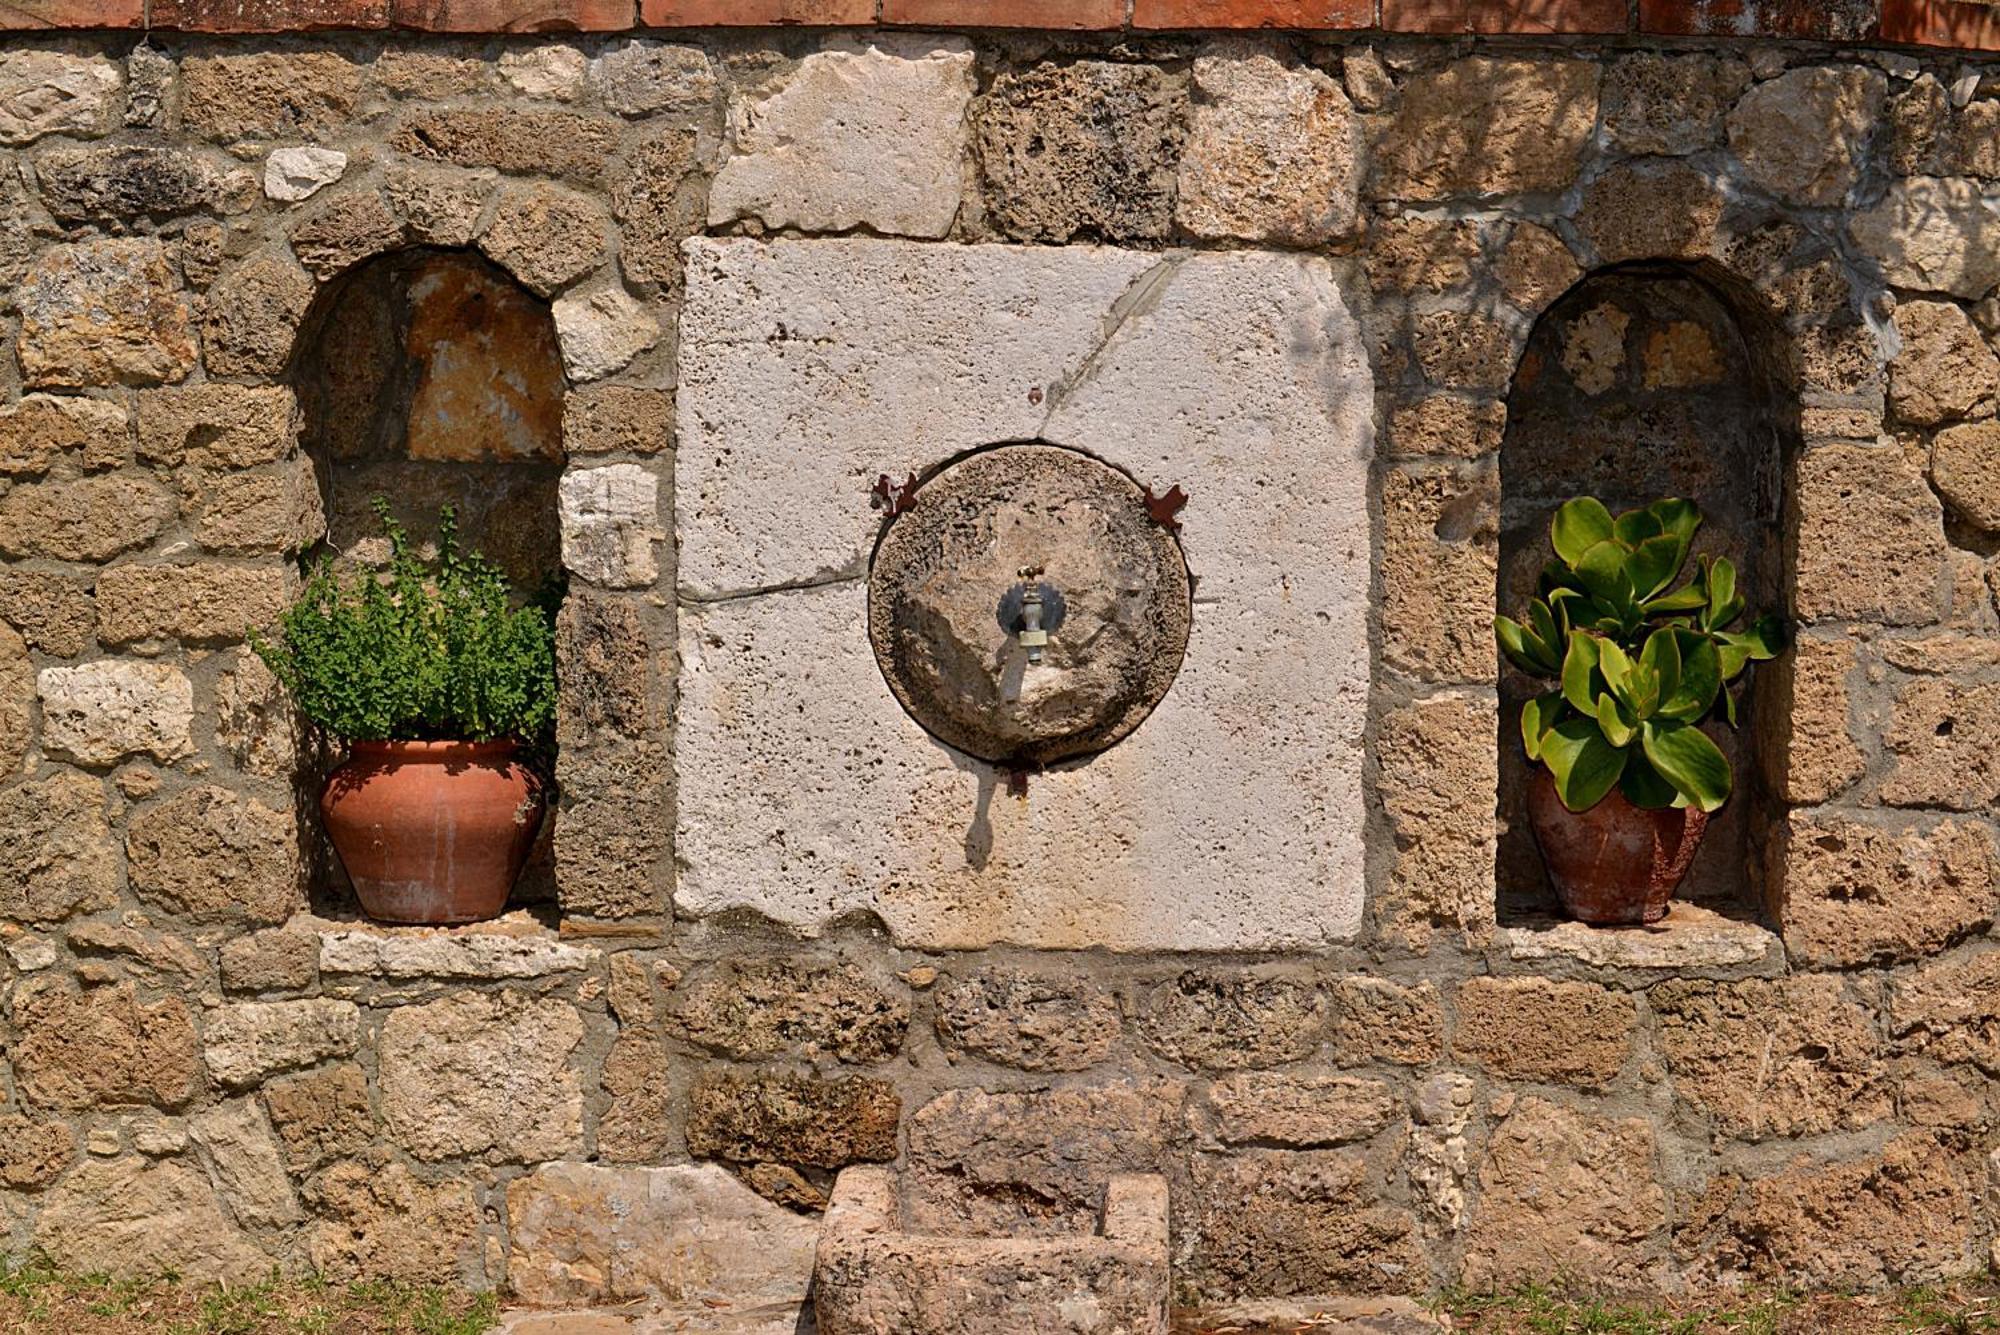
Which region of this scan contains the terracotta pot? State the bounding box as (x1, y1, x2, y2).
(1526, 768, 1710, 926)
(321, 740, 546, 925)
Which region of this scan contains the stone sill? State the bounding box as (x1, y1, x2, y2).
(1495, 901, 1781, 972)
(295, 909, 606, 987)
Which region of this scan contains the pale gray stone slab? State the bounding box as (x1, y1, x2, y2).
(674, 239, 1373, 952)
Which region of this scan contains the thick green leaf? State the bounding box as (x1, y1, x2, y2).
(1562, 633, 1601, 714)
(1496, 615, 1556, 675)
(1643, 580, 1710, 613)
(1704, 556, 1742, 631)
(1641, 719, 1732, 814)
(1660, 631, 1722, 722)
(1528, 598, 1562, 660)
(1594, 635, 1633, 698)
(1521, 691, 1566, 762)
(1619, 752, 1681, 809)
(1541, 716, 1629, 813)
(1551, 497, 1615, 567)
(1595, 692, 1637, 748)
(1612, 507, 1663, 547)
(1621, 662, 1662, 720)
(1574, 539, 1636, 613)
(1647, 498, 1701, 549)
(1738, 614, 1785, 659)
(1638, 627, 1683, 714)
(1625, 533, 1687, 602)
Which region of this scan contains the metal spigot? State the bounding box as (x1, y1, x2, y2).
(997, 566, 1066, 665)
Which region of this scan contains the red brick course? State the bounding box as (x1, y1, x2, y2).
(396, 0, 636, 27)
(1638, 0, 1882, 39)
(1881, 0, 2000, 49)
(642, 0, 873, 22)
(1381, 0, 1622, 31)
(887, 0, 1122, 26)
(0, 0, 143, 24)
(1132, 0, 1373, 27)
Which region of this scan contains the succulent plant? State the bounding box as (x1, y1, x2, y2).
(1494, 497, 1785, 815)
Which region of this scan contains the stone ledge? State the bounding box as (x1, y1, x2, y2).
(1496, 901, 1781, 972)
(304, 910, 602, 982)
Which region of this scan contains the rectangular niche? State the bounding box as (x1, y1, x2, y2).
(672, 238, 1375, 952)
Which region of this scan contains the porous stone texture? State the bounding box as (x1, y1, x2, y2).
(0, 50, 119, 145)
(558, 463, 663, 588)
(675, 239, 1372, 951)
(1889, 947, 2000, 1075)
(125, 785, 298, 924)
(1181, 1149, 1421, 1299)
(18, 239, 195, 388)
(669, 957, 909, 1064)
(1772, 813, 2000, 968)
(35, 1156, 266, 1282)
(1204, 1073, 1396, 1148)
(480, 182, 607, 296)
(1793, 443, 1951, 625)
(976, 60, 1184, 243)
(1376, 692, 1497, 949)
(1138, 971, 1326, 1073)
(934, 967, 1122, 1072)
(318, 925, 596, 982)
(37, 660, 193, 766)
(201, 250, 315, 377)
(202, 999, 361, 1090)
(1380, 464, 1497, 682)
(0, 1116, 75, 1190)
(32, 145, 242, 223)
(0, 771, 120, 923)
(1727, 65, 1885, 206)
(1931, 420, 2000, 532)
(1603, 53, 1749, 156)
(190, 1101, 301, 1229)
(220, 927, 319, 994)
(183, 50, 359, 142)
(301, 1157, 482, 1284)
(1851, 177, 2000, 298)
(94, 563, 290, 647)
(1882, 677, 2000, 811)
(379, 993, 584, 1163)
(1763, 635, 1867, 804)
(1451, 978, 1635, 1089)
(1176, 48, 1360, 246)
(591, 39, 716, 117)
(709, 37, 974, 239)
(0, 624, 29, 779)
(13, 981, 198, 1111)
(1889, 300, 1999, 426)
(507, 1162, 817, 1308)
(1372, 56, 1600, 200)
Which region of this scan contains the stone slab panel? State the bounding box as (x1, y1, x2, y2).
(675, 238, 1373, 951)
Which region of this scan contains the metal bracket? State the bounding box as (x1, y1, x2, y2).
(871, 472, 922, 518)
(1142, 483, 1189, 533)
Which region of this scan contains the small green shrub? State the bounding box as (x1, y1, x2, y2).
(252, 500, 558, 745)
(1494, 496, 1785, 816)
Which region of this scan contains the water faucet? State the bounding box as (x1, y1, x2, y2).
(997, 566, 1066, 666)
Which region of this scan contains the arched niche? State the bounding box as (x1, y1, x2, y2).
(1496, 262, 1795, 924)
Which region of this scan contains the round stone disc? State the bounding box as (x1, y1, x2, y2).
(867, 444, 1191, 767)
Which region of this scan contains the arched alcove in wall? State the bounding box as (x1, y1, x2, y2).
(1496, 262, 1795, 925)
(289, 247, 570, 913)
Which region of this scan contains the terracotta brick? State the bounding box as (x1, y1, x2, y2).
(1134, 0, 1371, 25)
(394, 0, 634, 27)
(152, 0, 388, 26)
(642, 0, 871, 20)
(1881, 0, 2000, 49)
(887, 0, 1121, 24)
(1382, 0, 1623, 31)
(0, 0, 142, 25)
(1639, 0, 1880, 39)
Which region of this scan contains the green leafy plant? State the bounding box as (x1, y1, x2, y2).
(1495, 496, 1785, 816)
(252, 500, 557, 745)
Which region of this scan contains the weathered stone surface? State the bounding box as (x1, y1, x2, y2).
(1762, 634, 1866, 804)
(1794, 443, 1949, 624)
(0, 49, 118, 145)
(381, 166, 488, 247)
(1883, 677, 2000, 810)
(611, 129, 703, 286)
(0, 393, 129, 476)
(907, 1082, 1179, 1235)
(1372, 57, 1599, 200)
(94, 563, 289, 647)
(1377, 692, 1497, 950)
(1577, 157, 1726, 264)
(1603, 53, 1750, 156)
(935, 967, 1121, 1072)
(500, 43, 586, 99)
(552, 287, 662, 382)
(183, 51, 360, 142)
(0, 623, 27, 780)
(392, 106, 622, 182)
(1727, 66, 1885, 206)
(0, 770, 120, 923)
(0, 1115, 74, 1190)
(32, 145, 237, 222)
(264, 146, 347, 202)
(1386, 394, 1506, 459)
(1654, 976, 1889, 1140)
(18, 238, 196, 387)
(219, 926, 318, 994)
(0, 570, 94, 655)
(687, 1071, 899, 1170)
(1205, 1073, 1395, 1148)
(1370, 217, 1481, 295)
(1889, 300, 1999, 426)
(508, 1162, 817, 1308)
(288, 192, 408, 280)
(670, 957, 908, 1064)
(596, 1029, 670, 1163)
(66, 921, 206, 989)
(1176, 48, 1359, 246)
(480, 182, 607, 297)
(1932, 420, 2000, 532)
(1852, 177, 2000, 299)
(302, 1156, 482, 1285)
(1413, 310, 1519, 391)
(191, 459, 324, 555)
(190, 1101, 300, 1229)
(1138, 971, 1326, 1072)
(1889, 947, 2000, 1075)
(710, 37, 973, 239)
(126, 785, 298, 924)
(203, 998, 361, 1090)
(213, 652, 295, 781)
(36, 1156, 265, 1281)
(977, 60, 1183, 244)
(319, 925, 595, 981)
(678, 240, 1371, 950)
(562, 384, 673, 458)
(1773, 813, 1999, 968)
(1461, 1098, 1665, 1291)
(380, 992, 584, 1162)
(264, 1064, 374, 1171)
(0, 472, 173, 562)
(38, 660, 193, 766)
(1497, 223, 1582, 312)
(551, 739, 670, 919)
(1182, 1149, 1421, 1299)
(135, 383, 296, 470)
(559, 463, 662, 587)
(556, 593, 654, 743)
(590, 38, 716, 117)
(1452, 978, 1634, 1089)
(13, 981, 198, 1110)
(1326, 977, 1444, 1067)
(202, 249, 315, 377)
(1381, 463, 1498, 682)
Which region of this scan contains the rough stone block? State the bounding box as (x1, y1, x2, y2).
(1381, 463, 1498, 683)
(1889, 299, 1998, 426)
(687, 1071, 900, 1170)
(1176, 48, 1360, 246)
(202, 998, 361, 1090)
(126, 785, 299, 924)
(94, 562, 290, 647)
(318, 923, 597, 982)
(1325, 977, 1445, 1067)
(182, 50, 360, 142)
(0, 623, 28, 780)
(1851, 177, 2000, 299)
(1889, 946, 2000, 1075)
(1933, 420, 2000, 533)
(552, 287, 661, 382)
(562, 384, 674, 458)
(1793, 442, 1949, 625)
(18, 238, 196, 388)
(200, 250, 315, 378)
(559, 464, 663, 588)
(1376, 692, 1498, 949)
(218, 925, 319, 994)
(0, 770, 120, 923)
(934, 967, 1121, 1071)
(1372, 56, 1599, 201)
(38, 660, 193, 766)
(1602, 52, 1750, 156)
(0, 393, 130, 476)
(189, 1100, 300, 1229)
(1137, 970, 1327, 1072)
(0, 50, 119, 145)
(379, 992, 584, 1162)
(35, 1156, 265, 1282)
(392, 106, 621, 183)
(264, 1064, 373, 1171)
(0, 570, 94, 655)
(13, 980, 198, 1111)
(1204, 1072, 1397, 1148)
(0, 472, 175, 562)
(1727, 66, 1885, 207)
(589, 37, 715, 116)
(1773, 812, 1999, 968)
(301, 1156, 482, 1285)
(479, 182, 607, 297)
(1181, 1149, 1421, 1299)
(1452, 977, 1635, 1089)
(1760, 635, 1866, 805)
(669, 956, 909, 1064)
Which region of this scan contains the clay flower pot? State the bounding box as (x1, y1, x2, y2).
(1526, 768, 1709, 926)
(321, 740, 546, 925)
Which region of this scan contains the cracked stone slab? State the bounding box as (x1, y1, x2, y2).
(674, 238, 1372, 952)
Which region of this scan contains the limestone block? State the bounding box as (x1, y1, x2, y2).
(0, 570, 94, 655)
(218, 926, 319, 994)
(382, 167, 490, 248)
(263, 146, 347, 202)
(814, 1167, 1169, 1335)
(0, 770, 121, 923)
(0, 472, 174, 562)
(13, 980, 198, 1111)
(669, 956, 908, 1064)
(1370, 217, 1482, 295)
(190, 1101, 300, 1229)
(1137, 970, 1326, 1072)
(1204, 1073, 1396, 1148)
(687, 1072, 900, 1169)
(319, 925, 596, 982)
(287, 192, 407, 280)
(711, 37, 972, 239)
(508, 1162, 817, 1309)
(1889, 300, 1998, 426)
(1726, 65, 1885, 206)
(392, 107, 622, 184)
(480, 181, 607, 297)
(559, 463, 663, 588)
(1653, 976, 1889, 1141)
(1372, 56, 1599, 200)
(934, 967, 1121, 1072)
(302, 1157, 482, 1285)
(0, 623, 26, 779)
(1500, 902, 1776, 969)
(1176, 48, 1360, 246)
(1325, 978, 1444, 1067)
(1497, 223, 1582, 313)
(1577, 158, 1726, 264)
(562, 384, 674, 457)
(192, 458, 324, 556)
(1452, 978, 1636, 1090)
(213, 652, 296, 781)
(1851, 177, 2000, 298)
(1386, 395, 1506, 459)
(35, 1156, 267, 1282)
(126, 785, 299, 924)
(202, 998, 361, 1090)
(675, 239, 1373, 951)
(1376, 692, 1497, 948)
(0, 50, 119, 145)
(1180, 1149, 1421, 1299)
(1603, 53, 1750, 156)
(136, 383, 297, 470)
(1381, 463, 1498, 683)
(264, 1064, 373, 1171)
(1793, 442, 1950, 625)
(611, 130, 704, 286)
(33, 145, 243, 222)
(0, 392, 130, 476)
(38, 661, 192, 766)
(1889, 947, 2000, 1075)
(182, 50, 359, 143)
(500, 44, 586, 100)
(1882, 677, 2000, 810)
(590, 39, 716, 117)
(1933, 420, 2000, 532)
(0, 1115, 74, 1189)
(1773, 812, 1999, 968)
(552, 287, 661, 382)
(17, 238, 196, 388)
(1759, 635, 1866, 804)
(596, 1029, 670, 1163)
(201, 249, 315, 378)
(379, 992, 584, 1162)
(95, 562, 290, 647)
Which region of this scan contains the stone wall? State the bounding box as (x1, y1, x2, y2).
(0, 12, 1997, 1317)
